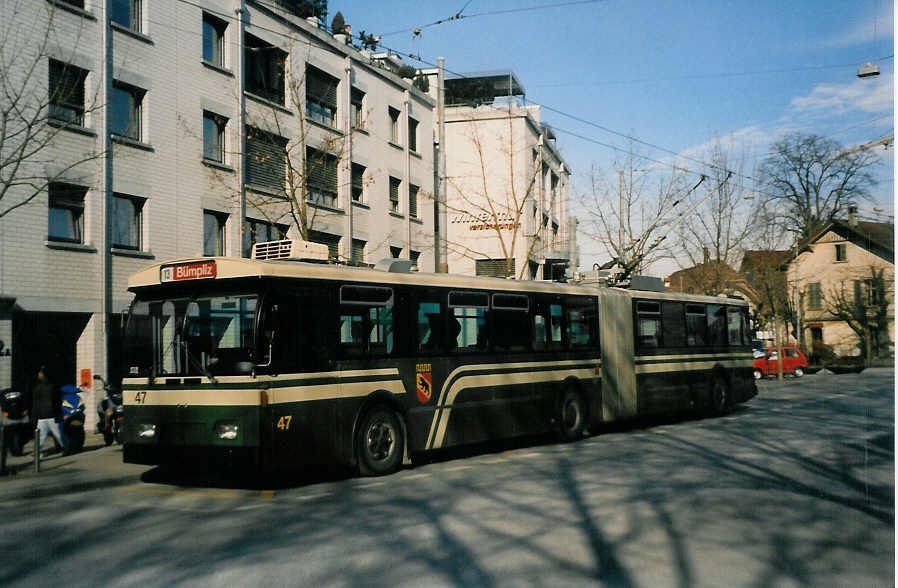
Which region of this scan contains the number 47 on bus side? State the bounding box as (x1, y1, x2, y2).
(276, 415, 292, 430)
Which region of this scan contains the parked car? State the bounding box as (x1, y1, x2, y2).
(753, 346, 808, 379)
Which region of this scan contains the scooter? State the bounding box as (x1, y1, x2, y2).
(94, 375, 123, 446)
(60, 384, 86, 455)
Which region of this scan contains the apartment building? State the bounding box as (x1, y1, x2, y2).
(422, 70, 577, 280)
(0, 0, 435, 423)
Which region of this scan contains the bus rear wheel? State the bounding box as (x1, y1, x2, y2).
(711, 378, 729, 416)
(557, 389, 586, 442)
(357, 406, 404, 477)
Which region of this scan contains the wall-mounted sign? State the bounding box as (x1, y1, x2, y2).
(449, 212, 520, 232)
(161, 260, 217, 282)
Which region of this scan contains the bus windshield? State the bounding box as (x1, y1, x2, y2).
(124, 294, 258, 378)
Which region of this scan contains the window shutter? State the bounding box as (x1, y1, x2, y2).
(307, 67, 338, 109)
(306, 148, 337, 192)
(409, 184, 418, 218)
(308, 230, 340, 260)
(246, 127, 287, 192)
(389, 177, 400, 203)
(476, 258, 514, 278)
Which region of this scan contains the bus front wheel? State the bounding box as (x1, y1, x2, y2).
(557, 389, 586, 442)
(357, 406, 404, 476)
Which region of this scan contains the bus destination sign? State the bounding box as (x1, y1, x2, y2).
(161, 260, 217, 282)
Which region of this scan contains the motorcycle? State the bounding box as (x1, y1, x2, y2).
(94, 375, 123, 446)
(60, 385, 86, 455)
(0, 388, 30, 457)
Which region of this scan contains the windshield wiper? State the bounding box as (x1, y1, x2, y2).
(179, 339, 218, 384)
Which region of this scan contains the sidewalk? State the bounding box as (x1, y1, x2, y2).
(0, 432, 151, 500)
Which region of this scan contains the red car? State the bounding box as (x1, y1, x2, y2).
(753, 346, 808, 379)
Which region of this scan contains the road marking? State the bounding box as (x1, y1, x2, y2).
(355, 480, 387, 488)
(445, 464, 472, 472)
(519, 453, 542, 459)
(259, 490, 275, 500)
(403, 472, 431, 480)
(295, 491, 334, 501)
(479, 458, 508, 464)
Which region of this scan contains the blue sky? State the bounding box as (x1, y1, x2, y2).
(332, 0, 893, 270)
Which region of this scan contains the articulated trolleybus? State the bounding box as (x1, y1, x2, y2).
(121, 240, 756, 475)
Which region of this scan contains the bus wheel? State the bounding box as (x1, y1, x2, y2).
(711, 378, 729, 416)
(357, 407, 404, 476)
(558, 389, 586, 442)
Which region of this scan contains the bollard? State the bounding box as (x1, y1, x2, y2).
(34, 426, 40, 473)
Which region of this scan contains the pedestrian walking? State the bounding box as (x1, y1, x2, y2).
(32, 366, 64, 458)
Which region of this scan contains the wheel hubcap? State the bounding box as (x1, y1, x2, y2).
(367, 422, 394, 461)
(563, 398, 580, 430)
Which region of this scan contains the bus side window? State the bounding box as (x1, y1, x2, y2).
(566, 296, 598, 350)
(707, 304, 727, 346)
(534, 298, 563, 351)
(685, 304, 707, 346)
(339, 285, 394, 358)
(636, 300, 662, 350)
(662, 302, 685, 348)
(449, 291, 488, 353)
(418, 307, 443, 352)
(726, 306, 743, 346)
(491, 293, 529, 352)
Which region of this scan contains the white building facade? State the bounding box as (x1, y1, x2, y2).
(423, 71, 576, 280)
(0, 0, 435, 426)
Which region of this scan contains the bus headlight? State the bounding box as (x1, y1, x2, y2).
(137, 423, 157, 439)
(216, 423, 238, 440)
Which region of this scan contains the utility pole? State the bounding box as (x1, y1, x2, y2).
(435, 57, 448, 273)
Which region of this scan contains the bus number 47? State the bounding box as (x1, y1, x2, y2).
(276, 415, 292, 431)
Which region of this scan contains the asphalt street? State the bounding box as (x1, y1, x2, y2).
(0, 369, 892, 587)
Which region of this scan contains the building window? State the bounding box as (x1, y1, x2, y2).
(48, 60, 88, 126)
(111, 0, 141, 32)
(390, 246, 402, 258)
(202, 13, 227, 67)
(242, 217, 287, 258)
(203, 111, 226, 163)
(308, 230, 340, 261)
(835, 243, 846, 262)
(111, 194, 143, 250)
(389, 107, 400, 144)
(203, 211, 227, 256)
(408, 183, 419, 218)
(408, 117, 418, 152)
(110, 81, 144, 140)
(351, 163, 365, 202)
(245, 126, 287, 193)
(47, 183, 86, 243)
(244, 34, 285, 105)
(306, 147, 338, 208)
(350, 88, 365, 129)
(807, 282, 823, 310)
(351, 239, 366, 265)
(389, 176, 401, 213)
(304, 66, 338, 127)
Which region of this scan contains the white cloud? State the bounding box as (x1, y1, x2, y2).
(824, 3, 893, 48)
(790, 73, 893, 115)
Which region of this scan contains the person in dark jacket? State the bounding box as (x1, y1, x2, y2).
(32, 366, 63, 457)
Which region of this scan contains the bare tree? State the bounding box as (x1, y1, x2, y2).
(443, 108, 543, 279)
(825, 265, 893, 362)
(759, 133, 879, 241)
(675, 139, 756, 294)
(200, 39, 351, 260)
(0, 1, 103, 218)
(581, 146, 688, 277)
